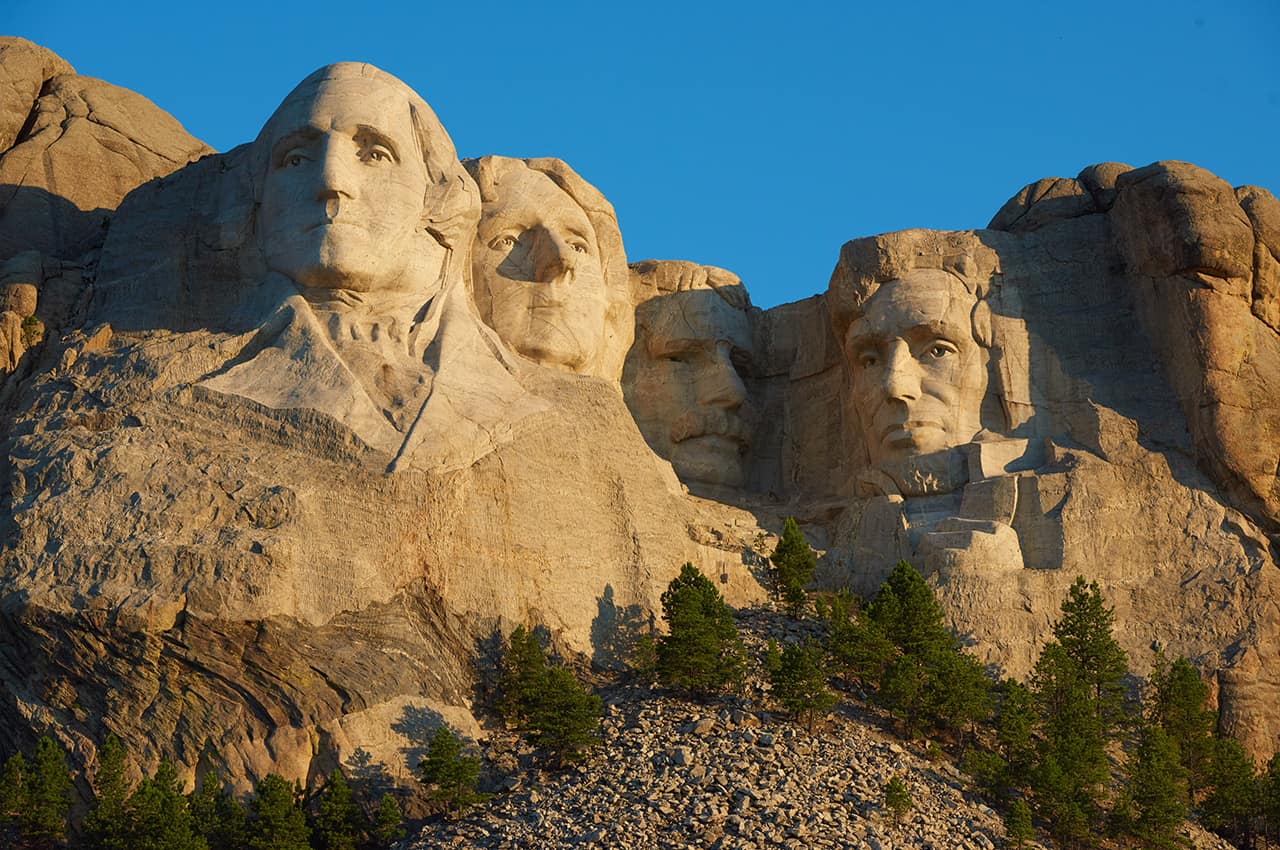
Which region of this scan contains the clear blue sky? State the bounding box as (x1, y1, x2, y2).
(8, 0, 1279, 308)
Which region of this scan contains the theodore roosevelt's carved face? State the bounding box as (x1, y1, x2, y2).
(472, 166, 608, 373)
(258, 77, 430, 293)
(626, 288, 754, 488)
(846, 269, 987, 465)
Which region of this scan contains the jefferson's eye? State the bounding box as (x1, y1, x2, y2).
(569, 240, 590, 254)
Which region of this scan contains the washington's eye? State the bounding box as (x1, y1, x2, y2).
(279, 151, 307, 168)
(360, 145, 394, 164)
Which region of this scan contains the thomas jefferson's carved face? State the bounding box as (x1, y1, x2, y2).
(473, 167, 608, 373)
(846, 269, 987, 465)
(626, 289, 754, 488)
(258, 78, 429, 293)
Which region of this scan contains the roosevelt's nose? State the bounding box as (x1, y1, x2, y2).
(696, 342, 748, 409)
(882, 340, 921, 401)
(528, 226, 574, 281)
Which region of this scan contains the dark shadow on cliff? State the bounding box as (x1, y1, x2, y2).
(590, 584, 653, 671)
(391, 703, 446, 780)
(0, 183, 114, 265)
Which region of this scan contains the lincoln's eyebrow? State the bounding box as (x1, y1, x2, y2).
(354, 124, 400, 162)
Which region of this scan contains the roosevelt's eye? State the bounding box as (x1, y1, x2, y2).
(489, 234, 520, 250)
(926, 340, 958, 359)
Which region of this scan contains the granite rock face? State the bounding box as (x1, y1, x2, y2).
(0, 40, 1278, 792)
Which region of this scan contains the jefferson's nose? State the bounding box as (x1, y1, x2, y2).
(529, 227, 574, 281)
(697, 342, 748, 409)
(882, 340, 921, 401)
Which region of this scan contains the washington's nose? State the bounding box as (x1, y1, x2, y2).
(529, 227, 574, 281)
(882, 341, 921, 401)
(697, 342, 748, 409)
(316, 139, 356, 201)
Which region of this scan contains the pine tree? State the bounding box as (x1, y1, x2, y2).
(867, 560, 952, 661)
(312, 770, 362, 850)
(22, 736, 72, 843)
(1003, 798, 1034, 848)
(1261, 753, 1280, 845)
(419, 726, 485, 814)
(1119, 722, 1187, 849)
(247, 774, 311, 850)
(879, 653, 929, 737)
(1053, 577, 1129, 730)
(1030, 641, 1107, 843)
(83, 733, 130, 850)
(0, 752, 28, 825)
(768, 639, 837, 732)
(1201, 737, 1258, 847)
(529, 666, 602, 767)
(370, 793, 404, 847)
(119, 761, 207, 850)
(823, 591, 895, 688)
(994, 679, 1036, 792)
(1148, 654, 1215, 798)
(498, 625, 549, 724)
(188, 774, 248, 850)
(656, 563, 745, 696)
(924, 648, 991, 741)
(770, 517, 816, 616)
(882, 775, 912, 825)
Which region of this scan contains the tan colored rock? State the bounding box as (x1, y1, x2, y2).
(465, 156, 633, 380)
(0, 39, 211, 263)
(624, 261, 755, 490)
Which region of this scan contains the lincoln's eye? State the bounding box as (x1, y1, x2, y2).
(858, 352, 878, 368)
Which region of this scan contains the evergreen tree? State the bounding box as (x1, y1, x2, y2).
(188, 774, 248, 850)
(994, 679, 1036, 792)
(497, 625, 549, 724)
(312, 770, 362, 850)
(1118, 722, 1187, 849)
(247, 774, 311, 850)
(22, 736, 72, 844)
(867, 560, 952, 661)
(418, 726, 484, 814)
(83, 733, 130, 850)
(823, 591, 895, 689)
(770, 517, 816, 616)
(655, 563, 745, 696)
(0, 752, 28, 825)
(768, 639, 837, 732)
(1201, 737, 1258, 847)
(924, 649, 991, 741)
(370, 794, 404, 847)
(119, 761, 207, 850)
(529, 665, 602, 767)
(1148, 654, 1215, 798)
(1052, 577, 1129, 730)
(882, 776, 912, 825)
(879, 653, 929, 737)
(1261, 752, 1280, 845)
(1003, 799, 1034, 848)
(1030, 641, 1107, 843)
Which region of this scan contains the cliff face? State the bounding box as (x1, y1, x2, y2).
(0, 38, 1277, 790)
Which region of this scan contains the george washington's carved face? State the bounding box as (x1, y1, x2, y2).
(258, 77, 430, 293)
(845, 269, 987, 465)
(473, 167, 608, 373)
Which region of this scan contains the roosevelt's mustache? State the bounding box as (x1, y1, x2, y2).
(669, 405, 756, 446)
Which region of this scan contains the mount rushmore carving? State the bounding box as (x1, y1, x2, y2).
(1, 37, 1279, 788)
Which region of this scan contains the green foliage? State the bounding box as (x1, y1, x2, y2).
(83, 733, 130, 850)
(1261, 753, 1280, 844)
(1030, 641, 1108, 842)
(1003, 798, 1034, 848)
(22, 736, 72, 843)
(528, 666, 603, 767)
(770, 517, 816, 616)
(879, 653, 929, 737)
(1148, 653, 1215, 799)
(867, 560, 950, 660)
(247, 774, 311, 850)
(371, 794, 405, 846)
(312, 770, 362, 850)
(1201, 737, 1258, 845)
(656, 563, 746, 696)
(188, 774, 248, 850)
(994, 679, 1036, 792)
(882, 775, 912, 824)
(768, 639, 837, 732)
(20, 315, 43, 349)
(498, 625, 549, 724)
(823, 591, 894, 688)
(1116, 722, 1188, 849)
(0, 752, 28, 828)
(924, 648, 991, 740)
(419, 726, 485, 815)
(1053, 576, 1129, 731)
(119, 761, 207, 850)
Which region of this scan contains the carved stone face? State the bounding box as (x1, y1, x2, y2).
(473, 167, 608, 373)
(846, 269, 987, 465)
(258, 77, 430, 293)
(627, 289, 754, 488)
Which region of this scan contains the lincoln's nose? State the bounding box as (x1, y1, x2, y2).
(882, 340, 921, 402)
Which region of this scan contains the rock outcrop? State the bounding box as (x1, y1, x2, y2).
(0, 39, 1277, 797)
